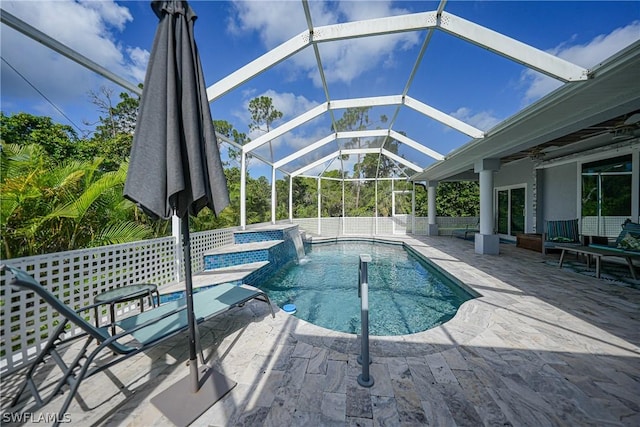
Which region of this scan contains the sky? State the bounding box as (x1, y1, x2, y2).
(1, 0, 639, 180)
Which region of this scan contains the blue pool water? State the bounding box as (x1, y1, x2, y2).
(258, 241, 476, 336)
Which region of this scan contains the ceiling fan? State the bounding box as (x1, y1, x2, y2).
(582, 111, 640, 142)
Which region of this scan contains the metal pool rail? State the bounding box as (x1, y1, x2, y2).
(357, 254, 374, 387)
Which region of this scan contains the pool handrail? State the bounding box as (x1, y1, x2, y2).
(357, 254, 374, 387)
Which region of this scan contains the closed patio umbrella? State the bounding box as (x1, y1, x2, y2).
(123, 1, 231, 424)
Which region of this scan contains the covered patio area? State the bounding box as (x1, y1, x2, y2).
(2, 235, 638, 426)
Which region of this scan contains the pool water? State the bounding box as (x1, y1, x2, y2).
(258, 241, 475, 336)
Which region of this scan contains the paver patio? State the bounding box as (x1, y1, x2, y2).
(1, 235, 639, 426)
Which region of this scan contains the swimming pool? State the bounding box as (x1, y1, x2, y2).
(258, 240, 476, 336)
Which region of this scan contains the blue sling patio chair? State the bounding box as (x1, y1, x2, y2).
(1, 264, 274, 426)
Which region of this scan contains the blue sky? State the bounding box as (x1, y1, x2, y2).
(1, 1, 639, 179)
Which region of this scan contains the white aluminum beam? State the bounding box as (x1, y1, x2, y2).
(404, 96, 485, 139)
(336, 129, 387, 140)
(272, 127, 444, 171)
(381, 149, 423, 172)
(207, 31, 310, 101)
(291, 152, 339, 177)
(312, 11, 438, 43)
(299, 175, 403, 181)
(216, 132, 273, 166)
(1, 9, 141, 95)
(389, 130, 444, 160)
(439, 11, 588, 82)
(243, 93, 482, 154)
(273, 134, 336, 168)
(207, 12, 438, 102)
(330, 95, 403, 110)
(215, 132, 242, 149)
(340, 148, 381, 155)
(244, 102, 328, 153)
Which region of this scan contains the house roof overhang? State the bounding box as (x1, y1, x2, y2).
(410, 40, 640, 183)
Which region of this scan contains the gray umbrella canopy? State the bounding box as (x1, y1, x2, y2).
(124, 0, 229, 220)
(123, 2, 231, 421)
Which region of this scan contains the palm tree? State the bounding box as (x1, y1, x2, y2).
(1, 144, 150, 258)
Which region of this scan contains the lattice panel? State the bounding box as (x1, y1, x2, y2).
(581, 216, 629, 238)
(1, 237, 175, 374)
(319, 218, 342, 236)
(292, 218, 319, 235)
(343, 217, 375, 235)
(413, 217, 429, 234)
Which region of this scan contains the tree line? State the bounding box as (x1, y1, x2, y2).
(1, 89, 478, 258)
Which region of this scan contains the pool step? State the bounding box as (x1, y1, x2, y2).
(160, 261, 270, 295)
(233, 224, 298, 244)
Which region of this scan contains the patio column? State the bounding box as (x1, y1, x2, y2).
(271, 166, 276, 224)
(427, 180, 438, 236)
(475, 158, 500, 255)
(240, 151, 246, 230)
(289, 175, 293, 223)
(412, 182, 416, 234)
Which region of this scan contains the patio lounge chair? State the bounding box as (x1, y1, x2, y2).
(1, 264, 274, 426)
(542, 218, 581, 254)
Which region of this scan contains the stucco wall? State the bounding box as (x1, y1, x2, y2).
(542, 162, 578, 220)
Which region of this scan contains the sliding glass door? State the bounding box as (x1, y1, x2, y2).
(496, 186, 525, 238)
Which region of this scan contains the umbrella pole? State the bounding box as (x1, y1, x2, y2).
(181, 217, 200, 393)
(151, 217, 236, 426)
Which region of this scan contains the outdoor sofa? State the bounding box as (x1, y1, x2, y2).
(554, 220, 640, 280)
(542, 218, 581, 254)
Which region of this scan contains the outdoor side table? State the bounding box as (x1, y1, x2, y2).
(94, 283, 160, 335)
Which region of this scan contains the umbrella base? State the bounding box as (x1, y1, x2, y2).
(151, 364, 236, 426)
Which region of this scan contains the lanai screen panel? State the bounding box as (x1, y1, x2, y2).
(267, 111, 336, 164)
(315, 33, 415, 99)
(284, 143, 342, 175)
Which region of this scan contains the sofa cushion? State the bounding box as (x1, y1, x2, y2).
(617, 231, 640, 252)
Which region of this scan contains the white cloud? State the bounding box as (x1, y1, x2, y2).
(450, 107, 500, 132)
(227, 0, 419, 87)
(126, 47, 150, 84)
(1, 0, 148, 109)
(522, 21, 640, 103)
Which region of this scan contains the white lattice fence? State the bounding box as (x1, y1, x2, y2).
(437, 217, 479, 236)
(0, 237, 179, 374)
(294, 216, 474, 236)
(291, 218, 318, 235)
(581, 216, 629, 238)
(413, 217, 429, 234)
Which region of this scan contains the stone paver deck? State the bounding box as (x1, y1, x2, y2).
(1, 235, 639, 426)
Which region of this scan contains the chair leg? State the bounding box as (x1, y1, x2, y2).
(625, 257, 637, 280)
(52, 341, 104, 427)
(46, 337, 95, 405)
(10, 321, 69, 408)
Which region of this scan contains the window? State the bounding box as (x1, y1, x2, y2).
(581, 155, 632, 236)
